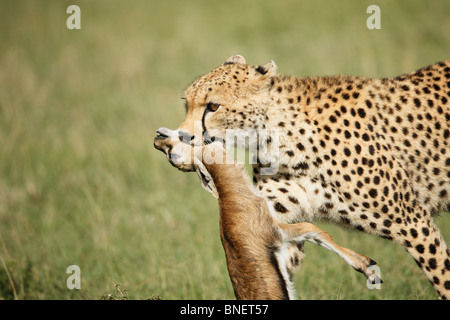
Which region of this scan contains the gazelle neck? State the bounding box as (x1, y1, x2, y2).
(202, 161, 257, 200)
(199, 152, 294, 300)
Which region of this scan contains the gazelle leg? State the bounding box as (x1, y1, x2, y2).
(279, 222, 381, 284)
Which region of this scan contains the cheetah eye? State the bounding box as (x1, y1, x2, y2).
(206, 102, 220, 112)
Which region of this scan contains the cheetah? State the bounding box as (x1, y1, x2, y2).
(176, 55, 450, 299)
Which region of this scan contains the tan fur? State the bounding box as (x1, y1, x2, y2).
(154, 128, 379, 299)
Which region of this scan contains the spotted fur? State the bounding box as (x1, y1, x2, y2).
(178, 55, 450, 299)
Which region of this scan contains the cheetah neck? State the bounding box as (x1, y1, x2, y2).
(267, 74, 369, 119)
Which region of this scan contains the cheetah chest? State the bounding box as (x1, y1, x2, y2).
(254, 174, 349, 225)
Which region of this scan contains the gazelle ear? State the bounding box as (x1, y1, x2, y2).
(255, 60, 277, 77)
(222, 55, 246, 65)
(194, 159, 219, 199)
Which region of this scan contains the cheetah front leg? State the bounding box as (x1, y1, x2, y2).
(395, 217, 450, 300)
(283, 242, 305, 281)
(252, 171, 314, 282)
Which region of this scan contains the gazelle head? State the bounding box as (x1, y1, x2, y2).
(154, 127, 221, 198)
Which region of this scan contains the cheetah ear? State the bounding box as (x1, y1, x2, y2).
(255, 60, 277, 77)
(222, 55, 246, 65)
(194, 159, 219, 199)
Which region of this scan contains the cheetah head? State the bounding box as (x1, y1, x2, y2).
(178, 55, 277, 146)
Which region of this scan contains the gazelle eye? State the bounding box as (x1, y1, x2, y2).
(206, 102, 220, 112)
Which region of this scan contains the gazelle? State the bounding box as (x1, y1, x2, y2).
(154, 127, 380, 299)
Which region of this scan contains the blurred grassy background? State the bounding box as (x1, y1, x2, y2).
(0, 0, 449, 299)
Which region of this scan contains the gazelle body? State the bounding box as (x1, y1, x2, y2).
(154, 127, 380, 299)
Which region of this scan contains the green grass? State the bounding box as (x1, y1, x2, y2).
(0, 0, 449, 299)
